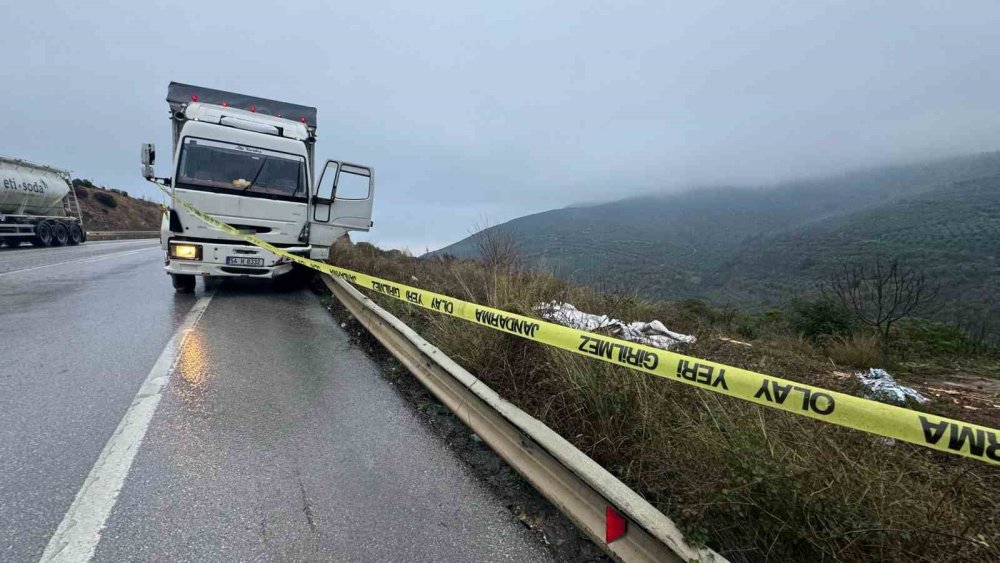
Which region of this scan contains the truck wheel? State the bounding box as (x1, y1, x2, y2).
(171, 274, 196, 294)
(273, 264, 313, 291)
(32, 222, 53, 247)
(68, 224, 83, 245)
(52, 222, 69, 246)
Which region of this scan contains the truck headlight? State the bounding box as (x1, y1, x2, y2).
(169, 243, 202, 260)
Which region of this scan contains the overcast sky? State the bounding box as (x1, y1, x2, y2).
(2, 1, 998, 250)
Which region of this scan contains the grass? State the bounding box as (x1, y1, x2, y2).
(330, 242, 1000, 562)
(825, 334, 882, 369)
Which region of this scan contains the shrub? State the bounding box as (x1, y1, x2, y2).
(734, 314, 761, 339)
(675, 298, 714, 320)
(74, 187, 89, 199)
(470, 218, 520, 269)
(93, 191, 118, 208)
(894, 318, 999, 359)
(826, 333, 881, 368)
(790, 297, 854, 340)
(675, 299, 730, 329)
(826, 257, 940, 365)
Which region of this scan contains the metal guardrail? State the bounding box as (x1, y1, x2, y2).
(322, 274, 725, 563)
(86, 231, 159, 241)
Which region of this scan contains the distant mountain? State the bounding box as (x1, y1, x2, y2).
(713, 176, 1000, 320)
(431, 153, 1000, 325)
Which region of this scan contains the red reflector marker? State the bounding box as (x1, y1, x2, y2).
(300, 116, 306, 123)
(606, 506, 627, 543)
(191, 94, 198, 102)
(222, 101, 229, 107)
(250, 104, 256, 112)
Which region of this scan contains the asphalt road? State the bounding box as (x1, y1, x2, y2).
(0, 240, 551, 562)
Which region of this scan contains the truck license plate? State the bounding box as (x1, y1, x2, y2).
(226, 256, 265, 267)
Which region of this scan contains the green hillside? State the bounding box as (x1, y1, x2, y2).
(432, 152, 1000, 329)
(713, 176, 1000, 323)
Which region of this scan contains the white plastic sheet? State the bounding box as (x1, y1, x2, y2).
(536, 302, 696, 351)
(855, 368, 930, 405)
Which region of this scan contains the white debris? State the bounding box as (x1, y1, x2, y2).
(535, 301, 696, 350)
(855, 368, 930, 405)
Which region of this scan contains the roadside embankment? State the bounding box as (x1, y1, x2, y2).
(328, 241, 1000, 562)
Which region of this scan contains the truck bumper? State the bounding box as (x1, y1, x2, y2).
(164, 239, 309, 279)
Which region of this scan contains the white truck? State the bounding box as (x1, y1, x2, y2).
(143, 82, 374, 293)
(0, 156, 86, 247)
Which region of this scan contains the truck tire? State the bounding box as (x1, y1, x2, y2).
(272, 263, 314, 291)
(171, 274, 196, 294)
(52, 222, 69, 246)
(32, 222, 53, 247)
(68, 224, 83, 245)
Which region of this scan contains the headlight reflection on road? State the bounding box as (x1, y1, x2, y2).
(172, 328, 211, 408)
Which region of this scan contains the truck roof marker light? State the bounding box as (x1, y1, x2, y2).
(250, 105, 256, 112)
(191, 94, 199, 102)
(605, 506, 627, 543)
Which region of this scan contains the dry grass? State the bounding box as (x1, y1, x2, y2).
(331, 242, 1000, 562)
(77, 186, 162, 230)
(826, 333, 883, 368)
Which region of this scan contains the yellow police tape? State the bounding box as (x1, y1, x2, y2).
(159, 183, 1000, 466)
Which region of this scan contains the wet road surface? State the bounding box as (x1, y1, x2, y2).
(0, 240, 550, 562)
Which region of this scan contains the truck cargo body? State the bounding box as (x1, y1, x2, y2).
(0, 156, 85, 247)
(148, 82, 374, 292)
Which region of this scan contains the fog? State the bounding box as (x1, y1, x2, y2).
(2, 1, 998, 250)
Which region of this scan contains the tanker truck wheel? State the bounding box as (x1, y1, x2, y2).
(51, 222, 69, 246)
(32, 222, 53, 247)
(68, 224, 83, 245)
(171, 274, 196, 294)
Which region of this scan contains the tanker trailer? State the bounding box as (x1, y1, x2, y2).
(0, 156, 85, 247)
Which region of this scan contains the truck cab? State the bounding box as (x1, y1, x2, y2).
(144, 82, 373, 293)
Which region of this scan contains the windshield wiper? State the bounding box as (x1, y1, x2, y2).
(242, 158, 269, 192)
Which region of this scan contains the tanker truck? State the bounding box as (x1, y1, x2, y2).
(142, 82, 374, 293)
(0, 156, 86, 247)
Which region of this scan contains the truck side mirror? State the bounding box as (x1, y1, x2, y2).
(141, 143, 156, 166)
(141, 143, 156, 180)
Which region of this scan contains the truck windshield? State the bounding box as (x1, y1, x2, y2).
(177, 138, 307, 200)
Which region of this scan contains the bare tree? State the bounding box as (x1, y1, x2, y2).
(470, 216, 520, 270)
(827, 257, 939, 365)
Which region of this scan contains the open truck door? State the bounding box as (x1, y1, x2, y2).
(309, 160, 374, 259)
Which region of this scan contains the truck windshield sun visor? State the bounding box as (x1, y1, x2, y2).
(177, 138, 307, 201)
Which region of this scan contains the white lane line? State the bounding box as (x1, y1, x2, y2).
(0, 239, 152, 256)
(0, 246, 158, 278)
(39, 293, 215, 563)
